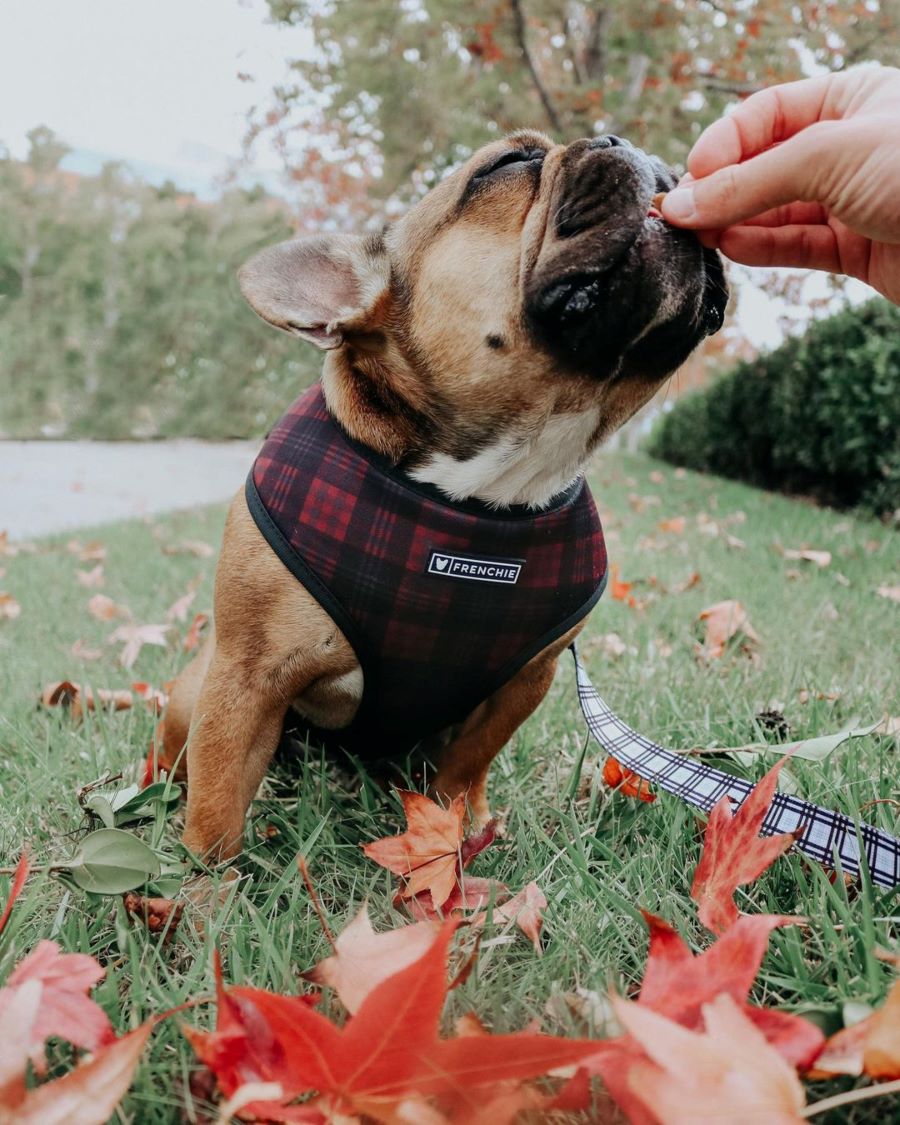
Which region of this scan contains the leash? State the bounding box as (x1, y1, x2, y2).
(572, 646, 900, 889)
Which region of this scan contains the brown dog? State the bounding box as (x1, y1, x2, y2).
(160, 129, 726, 859)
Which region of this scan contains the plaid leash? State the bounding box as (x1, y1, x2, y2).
(572, 646, 900, 889)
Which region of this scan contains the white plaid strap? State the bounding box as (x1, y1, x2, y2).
(572, 646, 900, 889)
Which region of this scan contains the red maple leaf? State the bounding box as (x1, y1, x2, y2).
(185, 923, 601, 1120)
(691, 754, 802, 934)
(562, 912, 823, 1120)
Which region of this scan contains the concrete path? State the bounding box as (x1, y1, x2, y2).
(0, 440, 257, 539)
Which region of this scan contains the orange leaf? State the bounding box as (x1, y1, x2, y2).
(690, 756, 800, 935)
(304, 904, 441, 1014)
(40, 681, 134, 721)
(658, 516, 686, 534)
(362, 791, 467, 909)
(87, 594, 127, 621)
(475, 881, 547, 954)
(603, 756, 656, 802)
(609, 563, 633, 602)
(697, 598, 759, 661)
(183, 611, 210, 652)
(0, 592, 21, 620)
(811, 979, 900, 1079)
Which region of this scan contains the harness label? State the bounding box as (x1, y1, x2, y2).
(427, 550, 523, 585)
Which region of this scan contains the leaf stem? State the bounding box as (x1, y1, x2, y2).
(803, 1077, 900, 1117)
(296, 855, 337, 951)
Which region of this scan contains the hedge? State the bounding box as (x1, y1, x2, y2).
(647, 299, 900, 517)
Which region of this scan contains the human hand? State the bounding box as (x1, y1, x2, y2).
(661, 67, 900, 305)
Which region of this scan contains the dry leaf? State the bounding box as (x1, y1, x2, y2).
(107, 622, 170, 668)
(305, 904, 441, 1014)
(812, 979, 900, 1080)
(76, 565, 105, 588)
(696, 599, 760, 661)
(40, 681, 134, 721)
(183, 611, 210, 651)
(0, 592, 21, 620)
(162, 539, 215, 558)
(782, 548, 832, 568)
(876, 584, 900, 603)
(603, 757, 656, 802)
(88, 594, 128, 621)
(165, 590, 196, 623)
(122, 893, 184, 942)
(672, 571, 702, 594)
(691, 755, 800, 935)
(131, 681, 169, 713)
(658, 517, 686, 534)
(474, 881, 547, 954)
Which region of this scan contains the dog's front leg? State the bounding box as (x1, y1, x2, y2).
(181, 652, 289, 860)
(431, 622, 585, 825)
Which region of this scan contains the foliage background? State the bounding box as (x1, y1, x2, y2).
(1, 1, 899, 439)
(648, 299, 900, 516)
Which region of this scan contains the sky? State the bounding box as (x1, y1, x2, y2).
(0, 0, 870, 348)
(0, 0, 309, 191)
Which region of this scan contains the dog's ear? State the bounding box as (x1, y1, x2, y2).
(237, 234, 389, 350)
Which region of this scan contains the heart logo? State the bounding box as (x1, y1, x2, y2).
(434, 557, 448, 570)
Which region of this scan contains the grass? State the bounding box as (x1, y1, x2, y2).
(0, 451, 898, 1123)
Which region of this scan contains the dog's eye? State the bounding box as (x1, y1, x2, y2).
(474, 148, 544, 181)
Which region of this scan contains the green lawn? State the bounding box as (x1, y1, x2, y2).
(1, 452, 898, 1123)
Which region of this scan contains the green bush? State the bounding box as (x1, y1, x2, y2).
(647, 299, 900, 517)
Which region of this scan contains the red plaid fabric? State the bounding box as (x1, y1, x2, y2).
(248, 384, 607, 757)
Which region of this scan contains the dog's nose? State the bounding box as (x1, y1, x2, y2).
(589, 134, 632, 150)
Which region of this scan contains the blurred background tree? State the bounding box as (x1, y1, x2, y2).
(257, 0, 900, 203)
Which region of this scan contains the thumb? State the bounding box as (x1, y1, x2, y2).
(661, 123, 838, 230)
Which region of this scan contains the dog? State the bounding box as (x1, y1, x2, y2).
(159, 129, 727, 859)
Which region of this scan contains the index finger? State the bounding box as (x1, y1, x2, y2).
(688, 74, 836, 179)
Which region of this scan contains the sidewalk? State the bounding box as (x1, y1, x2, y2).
(0, 439, 257, 539)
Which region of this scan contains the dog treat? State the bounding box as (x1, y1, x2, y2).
(651, 192, 667, 211)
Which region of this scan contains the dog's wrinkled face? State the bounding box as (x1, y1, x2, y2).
(239, 130, 727, 505)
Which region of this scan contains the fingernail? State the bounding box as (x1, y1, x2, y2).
(663, 186, 696, 222)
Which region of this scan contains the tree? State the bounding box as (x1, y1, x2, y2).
(256, 0, 900, 205)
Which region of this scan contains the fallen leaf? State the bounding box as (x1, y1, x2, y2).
(40, 681, 134, 721)
(581, 632, 630, 660)
(363, 791, 484, 910)
(615, 993, 807, 1125)
(691, 755, 800, 934)
(162, 539, 215, 558)
(658, 516, 686, 534)
(165, 590, 196, 623)
(603, 757, 656, 802)
(122, 893, 184, 942)
(877, 715, 900, 739)
(811, 979, 900, 1080)
(781, 548, 831, 568)
(672, 570, 702, 593)
(0, 851, 29, 936)
(183, 611, 210, 651)
(0, 940, 114, 1069)
(131, 681, 168, 713)
(107, 622, 170, 668)
(76, 565, 105, 588)
(305, 904, 441, 1014)
(88, 594, 128, 621)
(696, 599, 760, 661)
(876, 584, 900, 603)
(185, 924, 601, 1120)
(473, 881, 546, 954)
(8, 1021, 155, 1125)
(70, 639, 103, 661)
(0, 592, 21, 620)
(608, 563, 634, 604)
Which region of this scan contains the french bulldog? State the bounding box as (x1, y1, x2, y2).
(159, 129, 726, 859)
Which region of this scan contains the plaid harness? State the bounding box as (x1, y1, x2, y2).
(247, 384, 607, 757)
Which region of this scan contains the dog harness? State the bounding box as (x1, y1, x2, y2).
(246, 384, 608, 757)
